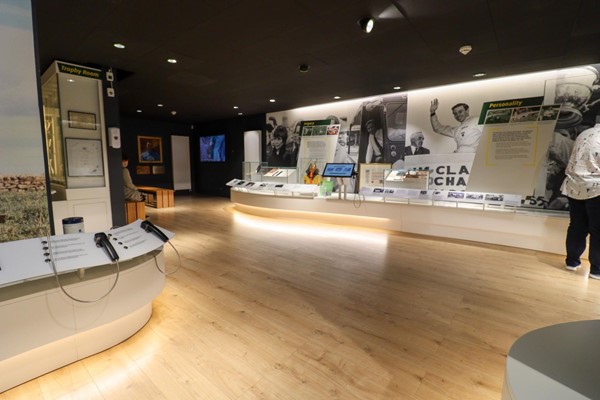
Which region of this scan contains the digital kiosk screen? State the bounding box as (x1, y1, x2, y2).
(322, 163, 355, 178)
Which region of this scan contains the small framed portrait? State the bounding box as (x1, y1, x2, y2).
(68, 111, 97, 130)
(138, 135, 163, 163)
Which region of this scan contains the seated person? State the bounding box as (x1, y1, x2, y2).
(122, 154, 145, 201)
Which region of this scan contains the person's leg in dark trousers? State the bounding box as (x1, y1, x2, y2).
(566, 197, 588, 268)
(585, 195, 600, 276)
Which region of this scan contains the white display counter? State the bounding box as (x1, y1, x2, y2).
(0, 220, 173, 392)
(503, 320, 600, 399)
(231, 189, 569, 255)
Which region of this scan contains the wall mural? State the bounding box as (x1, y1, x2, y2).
(266, 64, 600, 212)
(0, 1, 50, 242)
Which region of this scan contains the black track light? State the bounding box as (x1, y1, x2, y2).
(358, 17, 375, 33)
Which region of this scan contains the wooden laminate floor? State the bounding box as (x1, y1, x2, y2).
(3, 195, 600, 399)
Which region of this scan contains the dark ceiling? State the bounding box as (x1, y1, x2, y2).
(34, 0, 600, 123)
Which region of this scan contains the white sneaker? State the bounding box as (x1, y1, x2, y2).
(589, 272, 600, 280)
(565, 264, 581, 271)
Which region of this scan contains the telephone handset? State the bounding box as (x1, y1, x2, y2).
(94, 232, 119, 261)
(140, 220, 169, 243)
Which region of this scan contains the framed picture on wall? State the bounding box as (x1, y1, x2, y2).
(136, 165, 151, 175)
(68, 110, 97, 130)
(138, 135, 163, 163)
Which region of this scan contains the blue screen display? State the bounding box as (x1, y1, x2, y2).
(322, 163, 355, 178)
(200, 134, 225, 162)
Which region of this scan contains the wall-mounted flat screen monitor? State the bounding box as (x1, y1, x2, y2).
(322, 163, 355, 178)
(200, 134, 225, 162)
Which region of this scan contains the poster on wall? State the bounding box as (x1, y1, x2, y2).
(0, 1, 51, 242)
(467, 97, 556, 197)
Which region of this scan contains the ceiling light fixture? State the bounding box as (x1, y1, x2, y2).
(113, 43, 125, 49)
(238, 112, 243, 116)
(171, 111, 177, 115)
(233, 106, 239, 109)
(136, 109, 142, 113)
(157, 103, 163, 107)
(334, 96, 341, 100)
(473, 72, 486, 78)
(269, 99, 276, 103)
(393, 86, 402, 90)
(167, 58, 177, 64)
(459, 45, 472, 55)
(358, 17, 375, 33)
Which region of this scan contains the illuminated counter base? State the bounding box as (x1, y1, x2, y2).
(231, 190, 568, 255)
(0, 250, 165, 393)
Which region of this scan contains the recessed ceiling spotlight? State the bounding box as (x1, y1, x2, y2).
(358, 17, 375, 33)
(473, 72, 486, 78)
(167, 58, 177, 64)
(233, 106, 239, 109)
(136, 109, 142, 113)
(171, 111, 177, 115)
(393, 86, 402, 90)
(334, 96, 341, 100)
(299, 64, 310, 72)
(113, 43, 125, 49)
(67, 78, 75, 83)
(157, 103, 163, 107)
(269, 99, 276, 103)
(238, 112, 243, 116)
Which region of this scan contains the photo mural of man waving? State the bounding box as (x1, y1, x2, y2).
(429, 98, 482, 153)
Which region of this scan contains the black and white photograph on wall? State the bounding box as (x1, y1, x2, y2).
(332, 131, 357, 193)
(484, 109, 513, 124)
(356, 100, 385, 164)
(510, 106, 541, 123)
(538, 105, 561, 122)
(429, 98, 483, 154)
(535, 64, 600, 210)
(266, 125, 295, 167)
(383, 95, 408, 168)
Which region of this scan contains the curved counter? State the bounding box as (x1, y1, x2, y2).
(231, 189, 569, 255)
(0, 246, 167, 393)
(503, 320, 600, 399)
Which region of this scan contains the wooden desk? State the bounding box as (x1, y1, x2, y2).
(137, 186, 174, 208)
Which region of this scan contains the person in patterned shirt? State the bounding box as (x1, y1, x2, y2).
(561, 119, 600, 278)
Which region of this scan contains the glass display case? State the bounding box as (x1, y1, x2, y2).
(242, 162, 298, 184)
(383, 169, 429, 190)
(41, 61, 106, 191)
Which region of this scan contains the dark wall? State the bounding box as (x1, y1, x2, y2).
(101, 67, 126, 227)
(119, 116, 194, 190)
(193, 114, 265, 197)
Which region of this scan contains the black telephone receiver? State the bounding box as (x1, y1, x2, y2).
(94, 232, 119, 261)
(140, 220, 169, 243)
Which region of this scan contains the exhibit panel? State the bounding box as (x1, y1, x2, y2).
(264, 64, 600, 215)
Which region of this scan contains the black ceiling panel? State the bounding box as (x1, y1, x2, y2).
(34, 0, 600, 122)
